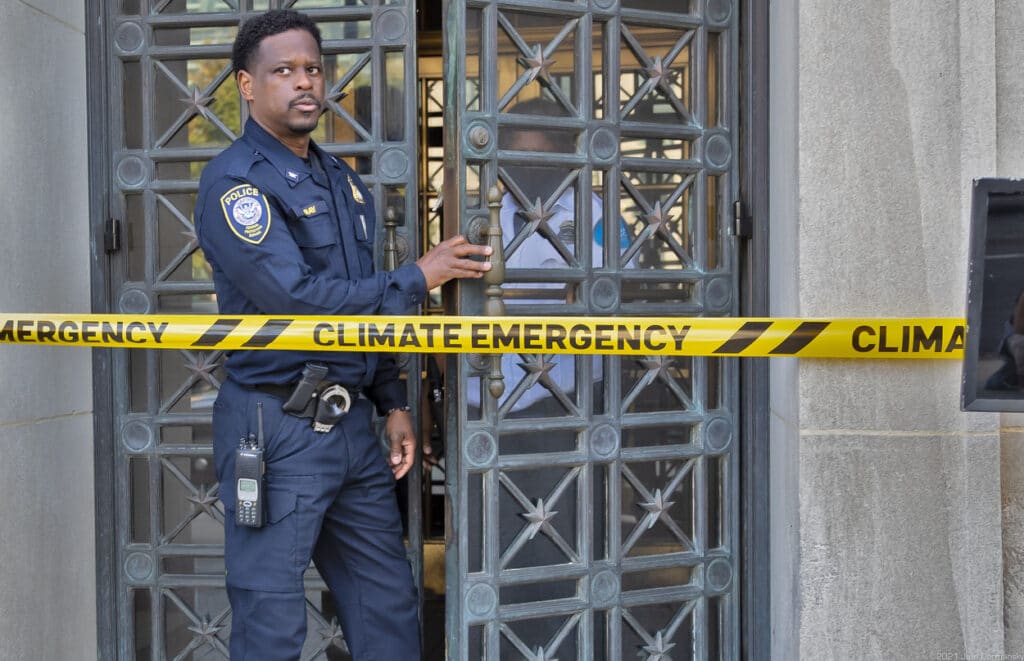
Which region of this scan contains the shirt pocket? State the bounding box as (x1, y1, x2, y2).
(288, 199, 337, 248)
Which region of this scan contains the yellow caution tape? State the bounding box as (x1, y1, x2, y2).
(0, 315, 966, 358)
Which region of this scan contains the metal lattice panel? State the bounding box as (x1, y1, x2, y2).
(104, 1, 420, 658)
(445, 1, 739, 658)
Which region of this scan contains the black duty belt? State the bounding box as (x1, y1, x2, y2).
(248, 382, 299, 402)
(249, 379, 362, 398)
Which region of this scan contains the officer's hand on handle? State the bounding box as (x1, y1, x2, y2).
(416, 235, 492, 290)
(386, 409, 417, 480)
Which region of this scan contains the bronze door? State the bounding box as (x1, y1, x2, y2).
(93, 2, 422, 658)
(442, 1, 741, 658)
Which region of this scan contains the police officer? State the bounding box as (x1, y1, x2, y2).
(194, 9, 491, 660)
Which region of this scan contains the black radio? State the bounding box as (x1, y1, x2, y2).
(235, 402, 266, 528)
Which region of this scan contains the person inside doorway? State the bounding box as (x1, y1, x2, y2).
(455, 97, 636, 656)
(470, 96, 632, 419)
(193, 9, 491, 659)
(985, 288, 1024, 391)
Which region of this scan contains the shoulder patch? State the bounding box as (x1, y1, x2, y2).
(220, 184, 271, 244)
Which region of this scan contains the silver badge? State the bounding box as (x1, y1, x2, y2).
(232, 197, 263, 226)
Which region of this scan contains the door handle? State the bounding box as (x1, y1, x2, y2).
(482, 185, 506, 399)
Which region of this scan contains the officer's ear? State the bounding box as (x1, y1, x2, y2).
(237, 70, 255, 103)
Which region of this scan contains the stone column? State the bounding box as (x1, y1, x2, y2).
(772, 1, 1005, 658)
(0, 2, 95, 659)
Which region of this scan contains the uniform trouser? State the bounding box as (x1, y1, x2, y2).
(213, 379, 421, 660)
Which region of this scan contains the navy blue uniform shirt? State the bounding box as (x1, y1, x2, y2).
(194, 118, 426, 414)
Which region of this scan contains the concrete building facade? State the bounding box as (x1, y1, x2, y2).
(771, 1, 1021, 658)
(0, 1, 96, 659)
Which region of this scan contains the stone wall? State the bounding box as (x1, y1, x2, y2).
(771, 1, 1008, 658)
(997, 0, 1024, 655)
(0, 1, 95, 658)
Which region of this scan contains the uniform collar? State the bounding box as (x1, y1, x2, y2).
(550, 189, 573, 211)
(308, 141, 343, 174)
(242, 118, 322, 186)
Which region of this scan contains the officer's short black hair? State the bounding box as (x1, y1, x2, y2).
(232, 9, 322, 74)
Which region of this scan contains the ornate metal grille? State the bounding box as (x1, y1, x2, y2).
(96, 0, 743, 658)
(100, 1, 420, 658)
(444, 1, 740, 658)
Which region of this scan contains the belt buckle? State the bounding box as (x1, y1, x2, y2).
(312, 384, 352, 433)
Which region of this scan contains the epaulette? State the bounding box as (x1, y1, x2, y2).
(226, 148, 264, 179)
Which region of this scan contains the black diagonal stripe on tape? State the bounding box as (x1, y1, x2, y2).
(242, 318, 293, 348)
(769, 321, 831, 355)
(713, 321, 773, 354)
(191, 318, 243, 347)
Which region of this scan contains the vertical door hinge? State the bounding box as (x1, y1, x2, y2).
(732, 200, 752, 239)
(104, 218, 122, 253)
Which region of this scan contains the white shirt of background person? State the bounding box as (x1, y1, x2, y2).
(468, 188, 608, 413)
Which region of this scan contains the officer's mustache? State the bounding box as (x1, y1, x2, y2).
(290, 95, 322, 110)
